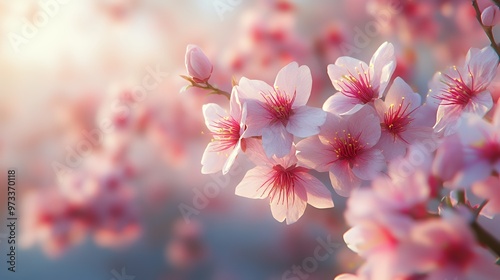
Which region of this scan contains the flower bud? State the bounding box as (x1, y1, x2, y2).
(481, 5, 500, 27)
(185, 45, 213, 83)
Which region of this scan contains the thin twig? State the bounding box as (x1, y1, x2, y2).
(472, 0, 500, 59)
(471, 222, 500, 258)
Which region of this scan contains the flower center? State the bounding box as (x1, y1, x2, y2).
(210, 116, 240, 152)
(329, 130, 365, 163)
(438, 66, 475, 107)
(335, 65, 376, 104)
(258, 164, 307, 205)
(473, 137, 500, 164)
(438, 242, 473, 268)
(384, 97, 416, 143)
(261, 88, 295, 123)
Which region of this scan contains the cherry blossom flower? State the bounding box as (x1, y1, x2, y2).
(324, 42, 396, 115)
(235, 139, 333, 224)
(185, 45, 213, 83)
(430, 46, 498, 135)
(343, 215, 414, 280)
(373, 77, 433, 161)
(345, 171, 430, 226)
(472, 176, 500, 218)
(452, 110, 500, 187)
(201, 89, 247, 174)
(399, 215, 500, 280)
(297, 106, 384, 196)
(236, 62, 327, 158)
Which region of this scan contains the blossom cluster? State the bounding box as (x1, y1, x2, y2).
(184, 32, 500, 278)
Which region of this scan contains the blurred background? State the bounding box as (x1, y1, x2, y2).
(0, 0, 499, 279)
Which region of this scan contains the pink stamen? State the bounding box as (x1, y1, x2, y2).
(328, 130, 365, 164)
(384, 97, 417, 143)
(260, 89, 296, 123)
(336, 65, 376, 103)
(257, 164, 308, 206)
(437, 66, 476, 107)
(210, 116, 240, 152)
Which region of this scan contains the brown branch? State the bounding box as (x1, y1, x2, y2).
(472, 222, 500, 258)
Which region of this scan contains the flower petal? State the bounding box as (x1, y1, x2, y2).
(241, 99, 271, 137)
(434, 103, 463, 136)
(374, 132, 407, 162)
(296, 136, 333, 172)
(235, 166, 273, 199)
(270, 189, 307, 224)
(236, 77, 274, 101)
(202, 103, 227, 133)
(201, 142, 227, 174)
(322, 93, 365, 115)
(229, 87, 242, 121)
(262, 122, 293, 158)
(465, 90, 493, 118)
(465, 46, 499, 89)
(370, 42, 396, 95)
(385, 77, 421, 111)
(222, 141, 241, 175)
(347, 106, 381, 148)
(298, 172, 334, 209)
(274, 62, 312, 107)
(329, 161, 362, 197)
(286, 106, 327, 137)
(352, 149, 385, 180)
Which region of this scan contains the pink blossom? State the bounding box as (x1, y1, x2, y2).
(236, 62, 327, 158)
(235, 139, 333, 224)
(345, 171, 430, 226)
(324, 42, 396, 115)
(473, 176, 500, 218)
(343, 215, 414, 280)
(185, 44, 213, 83)
(432, 133, 464, 187)
(296, 106, 384, 196)
(452, 109, 500, 187)
(482, 5, 500, 27)
(430, 46, 498, 135)
(334, 274, 363, 280)
(201, 89, 247, 175)
(373, 77, 433, 161)
(398, 215, 500, 279)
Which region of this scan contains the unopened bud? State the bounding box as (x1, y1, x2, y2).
(482, 5, 500, 27)
(185, 45, 213, 83)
